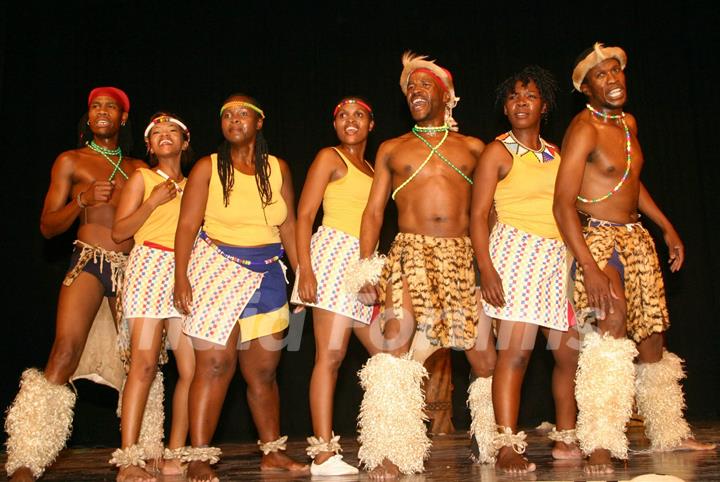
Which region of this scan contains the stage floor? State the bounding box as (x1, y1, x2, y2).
(2, 422, 718, 481)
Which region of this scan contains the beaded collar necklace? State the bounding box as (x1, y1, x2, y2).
(87, 141, 129, 181)
(577, 104, 632, 204)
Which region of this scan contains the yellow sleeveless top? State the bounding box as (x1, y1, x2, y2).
(204, 153, 287, 246)
(322, 147, 374, 238)
(133, 168, 186, 248)
(493, 132, 561, 239)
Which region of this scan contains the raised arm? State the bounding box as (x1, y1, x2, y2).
(294, 148, 340, 303)
(112, 170, 177, 243)
(277, 157, 299, 274)
(470, 141, 507, 307)
(554, 119, 616, 317)
(173, 156, 211, 315)
(359, 140, 393, 259)
(40, 152, 113, 238)
(638, 182, 684, 271)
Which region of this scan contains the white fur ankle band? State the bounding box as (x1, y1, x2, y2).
(547, 428, 577, 445)
(181, 446, 222, 464)
(306, 432, 342, 458)
(109, 445, 147, 468)
(492, 426, 528, 454)
(258, 435, 288, 455)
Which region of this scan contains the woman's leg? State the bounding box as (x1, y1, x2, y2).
(237, 331, 308, 472)
(493, 319, 538, 473)
(309, 308, 353, 465)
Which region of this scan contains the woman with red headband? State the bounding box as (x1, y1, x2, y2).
(292, 96, 380, 476)
(110, 112, 195, 481)
(174, 94, 307, 481)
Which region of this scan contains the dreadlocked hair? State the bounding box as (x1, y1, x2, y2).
(494, 65, 558, 116)
(217, 95, 272, 208)
(77, 113, 134, 154)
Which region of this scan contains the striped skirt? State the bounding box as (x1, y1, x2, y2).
(482, 222, 572, 331)
(291, 225, 374, 324)
(182, 233, 288, 345)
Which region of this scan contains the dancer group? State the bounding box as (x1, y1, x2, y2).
(4, 42, 715, 482)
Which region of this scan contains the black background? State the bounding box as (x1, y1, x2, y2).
(1, 1, 718, 447)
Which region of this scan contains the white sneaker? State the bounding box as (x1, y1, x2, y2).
(310, 454, 359, 476)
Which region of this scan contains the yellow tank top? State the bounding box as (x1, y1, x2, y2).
(322, 147, 374, 238)
(493, 132, 561, 239)
(133, 168, 186, 248)
(204, 153, 287, 246)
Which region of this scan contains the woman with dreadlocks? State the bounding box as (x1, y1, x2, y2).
(470, 66, 581, 474)
(174, 94, 308, 481)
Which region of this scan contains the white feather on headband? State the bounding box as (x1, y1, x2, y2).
(399, 51, 460, 131)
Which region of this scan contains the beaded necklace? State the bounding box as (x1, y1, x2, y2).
(87, 141, 129, 181)
(577, 104, 632, 204)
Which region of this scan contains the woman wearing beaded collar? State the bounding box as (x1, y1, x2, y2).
(111, 112, 195, 481)
(554, 43, 715, 476)
(173, 94, 308, 481)
(292, 96, 381, 476)
(471, 66, 581, 475)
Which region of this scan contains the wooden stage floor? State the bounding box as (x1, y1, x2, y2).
(2, 421, 718, 481)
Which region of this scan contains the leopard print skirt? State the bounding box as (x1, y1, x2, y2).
(377, 232, 478, 349)
(573, 223, 669, 343)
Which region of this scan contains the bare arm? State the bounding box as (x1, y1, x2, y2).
(638, 182, 684, 271)
(112, 170, 177, 243)
(470, 141, 507, 307)
(359, 140, 393, 259)
(294, 148, 340, 302)
(554, 119, 617, 316)
(173, 157, 211, 314)
(277, 157, 299, 273)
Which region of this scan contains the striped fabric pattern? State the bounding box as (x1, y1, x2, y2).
(291, 225, 374, 323)
(182, 236, 264, 345)
(482, 222, 571, 330)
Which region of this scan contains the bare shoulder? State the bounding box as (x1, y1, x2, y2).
(565, 112, 598, 142)
(457, 132, 486, 157)
(481, 139, 509, 158)
(127, 156, 148, 170)
(377, 134, 409, 159)
(190, 155, 212, 176)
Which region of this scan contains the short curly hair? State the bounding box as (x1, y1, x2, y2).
(494, 65, 558, 116)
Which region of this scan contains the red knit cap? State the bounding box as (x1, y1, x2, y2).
(87, 86, 130, 113)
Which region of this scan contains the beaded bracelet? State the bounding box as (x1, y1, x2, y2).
(76, 191, 87, 209)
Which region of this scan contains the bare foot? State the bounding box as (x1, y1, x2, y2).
(496, 446, 536, 474)
(259, 451, 309, 472)
(676, 438, 716, 451)
(186, 460, 219, 482)
(9, 467, 35, 482)
(160, 457, 185, 475)
(552, 441, 582, 460)
(584, 448, 614, 475)
(117, 465, 157, 482)
(368, 458, 401, 480)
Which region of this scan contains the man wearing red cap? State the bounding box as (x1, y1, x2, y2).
(554, 43, 715, 475)
(5, 87, 145, 481)
(347, 52, 496, 478)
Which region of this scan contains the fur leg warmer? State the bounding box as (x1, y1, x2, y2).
(357, 353, 431, 474)
(635, 351, 692, 450)
(4, 369, 76, 478)
(467, 376, 496, 464)
(117, 371, 165, 462)
(575, 332, 637, 459)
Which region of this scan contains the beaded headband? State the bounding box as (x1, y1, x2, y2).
(220, 101, 265, 119)
(333, 99, 374, 118)
(143, 116, 190, 142)
(572, 42, 627, 92)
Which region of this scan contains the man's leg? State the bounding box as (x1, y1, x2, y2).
(359, 277, 430, 480)
(465, 292, 497, 464)
(6, 273, 104, 481)
(576, 265, 637, 475)
(635, 333, 716, 451)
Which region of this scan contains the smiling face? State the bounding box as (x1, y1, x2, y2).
(333, 101, 374, 145)
(581, 58, 627, 109)
(147, 121, 187, 158)
(503, 80, 546, 130)
(88, 95, 127, 138)
(405, 70, 448, 124)
(220, 96, 263, 144)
